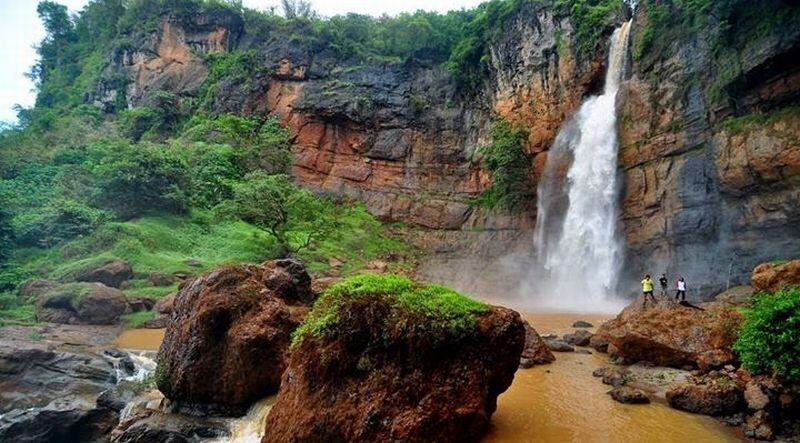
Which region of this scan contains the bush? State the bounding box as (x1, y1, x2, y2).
(186, 142, 239, 208)
(734, 287, 800, 383)
(0, 195, 13, 265)
(86, 140, 190, 218)
(13, 199, 109, 248)
(472, 119, 532, 211)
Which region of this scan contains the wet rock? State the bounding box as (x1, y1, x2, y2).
(572, 320, 594, 328)
(744, 410, 775, 441)
(544, 339, 574, 352)
(563, 329, 593, 346)
(593, 366, 630, 387)
(751, 260, 800, 293)
(0, 339, 119, 442)
(156, 260, 314, 414)
(608, 387, 650, 404)
(666, 373, 744, 416)
(144, 315, 170, 329)
(111, 409, 229, 443)
(519, 319, 555, 368)
(589, 333, 609, 353)
(36, 282, 128, 325)
(594, 296, 742, 368)
(262, 282, 525, 442)
(75, 260, 134, 288)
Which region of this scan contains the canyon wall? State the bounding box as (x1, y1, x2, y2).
(92, 0, 800, 300)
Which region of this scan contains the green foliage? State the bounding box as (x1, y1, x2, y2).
(472, 119, 532, 211)
(554, 0, 624, 58)
(13, 200, 109, 248)
(86, 140, 190, 218)
(0, 298, 37, 327)
(719, 105, 800, 135)
(122, 310, 156, 328)
(734, 287, 800, 383)
(292, 274, 489, 350)
(225, 172, 338, 255)
(118, 91, 181, 141)
(0, 196, 14, 266)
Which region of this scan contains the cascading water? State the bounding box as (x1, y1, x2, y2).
(527, 20, 632, 312)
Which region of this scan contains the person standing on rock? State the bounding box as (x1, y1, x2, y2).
(659, 273, 668, 296)
(675, 277, 686, 301)
(641, 274, 656, 307)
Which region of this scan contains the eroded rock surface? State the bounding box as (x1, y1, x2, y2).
(156, 259, 314, 414)
(263, 296, 524, 442)
(751, 260, 800, 293)
(519, 319, 555, 368)
(35, 282, 128, 325)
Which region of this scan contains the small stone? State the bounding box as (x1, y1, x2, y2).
(562, 329, 594, 346)
(572, 320, 594, 328)
(544, 339, 574, 352)
(743, 410, 775, 441)
(608, 387, 650, 404)
(744, 382, 770, 411)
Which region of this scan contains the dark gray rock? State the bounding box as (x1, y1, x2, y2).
(563, 329, 594, 347)
(110, 409, 229, 443)
(608, 387, 650, 404)
(74, 260, 133, 288)
(572, 320, 594, 328)
(544, 339, 574, 352)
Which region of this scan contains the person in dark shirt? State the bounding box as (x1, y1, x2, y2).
(659, 274, 668, 296)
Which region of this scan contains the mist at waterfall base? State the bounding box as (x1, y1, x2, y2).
(517, 21, 633, 314)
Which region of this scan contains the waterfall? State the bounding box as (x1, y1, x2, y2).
(528, 20, 632, 312)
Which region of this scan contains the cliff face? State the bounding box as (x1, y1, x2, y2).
(618, 1, 800, 295)
(92, 1, 800, 299)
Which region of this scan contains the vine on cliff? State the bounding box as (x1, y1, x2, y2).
(472, 119, 533, 212)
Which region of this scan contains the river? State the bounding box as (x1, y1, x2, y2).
(114, 313, 745, 442)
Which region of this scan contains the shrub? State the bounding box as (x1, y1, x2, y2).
(186, 142, 239, 208)
(13, 199, 109, 248)
(86, 140, 190, 218)
(0, 195, 13, 265)
(472, 118, 532, 211)
(734, 287, 800, 383)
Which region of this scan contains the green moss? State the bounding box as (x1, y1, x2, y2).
(154, 360, 171, 394)
(291, 274, 489, 350)
(42, 282, 93, 305)
(719, 105, 800, 135)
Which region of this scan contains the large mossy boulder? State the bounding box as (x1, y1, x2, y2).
(35, 282, 128, 325)
(263, 274, 525, 443)
(593, 295, 741, 368)
(155, 259, 314, 414)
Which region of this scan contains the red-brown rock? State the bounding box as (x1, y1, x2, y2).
(594, 295, 742, 368)
(262, 294, 525, 442)
(666, 373, 744, 416)
(519, 319, 555, 368)
(155, 259, 314, 414)
(35, 283, 128, 325)
(751, 260, 800, 293)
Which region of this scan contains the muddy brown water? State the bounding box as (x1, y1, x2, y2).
(485, 313, 745, 443)
(114, 314, 746, 442)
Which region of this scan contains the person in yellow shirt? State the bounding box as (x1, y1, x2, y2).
(641, 274, 656, 308)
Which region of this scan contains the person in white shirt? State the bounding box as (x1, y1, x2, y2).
(675, 277, 686, 301)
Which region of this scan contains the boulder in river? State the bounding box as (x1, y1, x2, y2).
(544, 338, 575, 352)
(262, 274, 525, 443)
(519, 319, 555, 368)
(608, 387, 650, 404)
(666, 372, 744, 416)
(74, 259, 134, 288)
(592, 295, 742, 368)
(155, 259, 314, 414)
(572, 320, 594, 328)
(35, 282, 128, 325)
(563, 329, 593, 346)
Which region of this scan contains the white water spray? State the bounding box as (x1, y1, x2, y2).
(528, 20, 632, 312)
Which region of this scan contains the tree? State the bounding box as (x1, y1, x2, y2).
(281, 0, 315, 19)
(0, 196, 14, 266)
(229, 172, 337, 256)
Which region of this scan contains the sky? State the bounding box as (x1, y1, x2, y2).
(0, 0, 486, 123)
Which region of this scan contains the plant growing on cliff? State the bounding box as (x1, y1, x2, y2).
(733, 286, 800, 383)
(472, 119, 533, 211)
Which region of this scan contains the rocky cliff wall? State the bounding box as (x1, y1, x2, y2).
(92, 0, 800, 300)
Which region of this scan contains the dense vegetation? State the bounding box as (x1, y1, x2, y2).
(632, 0, 800, 107)
(291, 274, 489, 350)
(472, 119, 533, 211)
(734, 287, 800, 384)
